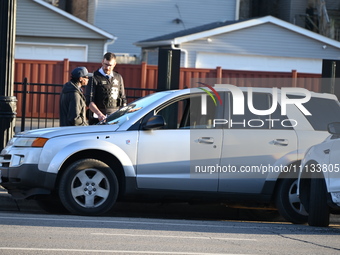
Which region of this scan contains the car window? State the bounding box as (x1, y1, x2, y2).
(156, 98, 189, 129)
(230, 92, 270, 129)
(271, 102, 294, 130)
(155, 94, 224, 129)
(287, 95, 340, 131)
(229, 92, 293, 130)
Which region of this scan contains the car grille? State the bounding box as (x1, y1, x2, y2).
(0, 154, 12, 167)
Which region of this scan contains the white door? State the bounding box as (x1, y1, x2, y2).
(196, 52, 322, 73)
(15, 43, 88, 61)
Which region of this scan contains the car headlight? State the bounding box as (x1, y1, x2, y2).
(13, 137, 49, 147)
(6, 137, 16, 147)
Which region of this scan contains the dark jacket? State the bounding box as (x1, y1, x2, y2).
(59, 81, 88, 126)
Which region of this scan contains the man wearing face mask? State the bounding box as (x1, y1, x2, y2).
(86, 52, 127, 124)
(60, 66, 92, 126)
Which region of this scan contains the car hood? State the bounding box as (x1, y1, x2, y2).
(15, 125, 120, 139)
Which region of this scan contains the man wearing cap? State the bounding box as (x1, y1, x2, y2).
(59, 66, 92, 126)
(86, 52, 127, 124)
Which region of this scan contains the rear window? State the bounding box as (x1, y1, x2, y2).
(287, 95, 340, 131)
(230, 92, 293, 130)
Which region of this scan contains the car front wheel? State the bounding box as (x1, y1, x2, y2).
(58, 159, 118, 215)
(276, 178, 308, 224)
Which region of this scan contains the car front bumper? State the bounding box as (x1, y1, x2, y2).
(0, 164, 56, 199)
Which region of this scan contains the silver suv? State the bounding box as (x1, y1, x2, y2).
(298, 122, 340, 227)
(1, 85, 340, 223)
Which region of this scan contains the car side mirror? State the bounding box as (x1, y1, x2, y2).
(328, 122, 340, 135)
(143, 115, 166, 130)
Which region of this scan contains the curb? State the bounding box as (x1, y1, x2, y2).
(0, 186, 42, 212)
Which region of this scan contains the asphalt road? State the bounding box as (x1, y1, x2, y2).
(1, 186, 340, 254)
(0, 212, 340, 254)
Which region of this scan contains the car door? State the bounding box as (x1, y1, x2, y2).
(136, 93, 224, 191)
(218, 92, 298, 193)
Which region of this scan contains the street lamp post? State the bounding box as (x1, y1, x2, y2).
(0, 0, 17, 151)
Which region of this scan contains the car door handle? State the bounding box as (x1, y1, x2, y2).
(273, 139, 289, 146)
(197, 137, 214, 144)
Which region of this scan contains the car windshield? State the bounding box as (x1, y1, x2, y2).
(98, 91, 171, 126)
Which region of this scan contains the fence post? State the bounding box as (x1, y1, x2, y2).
(63, 58, 70, 84)
(292, 70, 297, 87)
(20, 77, 27, 132)
(140, 62, 147, 96)
(0, 0, 17, 150)
(216, 66, 222, 84)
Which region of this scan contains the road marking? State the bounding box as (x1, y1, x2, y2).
(91, 233, 257, 241)
(0, 247, 252, 255)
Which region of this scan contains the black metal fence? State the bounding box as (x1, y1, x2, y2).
(14, 78, 157, 133)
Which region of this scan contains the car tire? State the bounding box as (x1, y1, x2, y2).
(308, 178, 330, 227)
(58, 159, 119, 215)
(276, 178, 308, 224)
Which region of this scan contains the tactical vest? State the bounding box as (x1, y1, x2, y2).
(93, 73, 121, 112)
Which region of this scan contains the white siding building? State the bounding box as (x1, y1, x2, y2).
(91, 0, 238, 57)
(16, 0, 115, 62)
(135, 16, 340, 73)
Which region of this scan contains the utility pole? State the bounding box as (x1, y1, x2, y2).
(0, 0, 17, 150)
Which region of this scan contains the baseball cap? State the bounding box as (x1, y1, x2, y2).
(71, 67, 93, 78)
